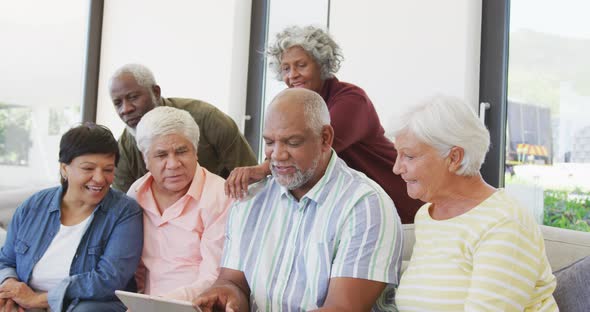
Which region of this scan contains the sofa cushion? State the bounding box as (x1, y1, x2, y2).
(553, 256, 590, 312)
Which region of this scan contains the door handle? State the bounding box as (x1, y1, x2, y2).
(479, 102, 491, 123)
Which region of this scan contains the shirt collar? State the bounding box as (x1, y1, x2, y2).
(278, 149, 338, 205)
(133, 172, 155, 195)
(48, 186, 64, 212)
(48, 185, 110, 214)
(185, 164, 205, 202)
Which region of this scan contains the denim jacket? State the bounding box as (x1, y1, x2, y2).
(0, 186, 143, 311)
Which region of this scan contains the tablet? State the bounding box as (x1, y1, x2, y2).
(115, 290, 201, 312)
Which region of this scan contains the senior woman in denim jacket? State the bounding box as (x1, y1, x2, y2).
(0, 123, 143, 312)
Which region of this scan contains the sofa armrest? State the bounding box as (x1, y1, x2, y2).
(0, 186, 53, 229)
(541, 225, 590, 271)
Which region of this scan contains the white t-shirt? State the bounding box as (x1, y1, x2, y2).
(29, 214, 93, 292)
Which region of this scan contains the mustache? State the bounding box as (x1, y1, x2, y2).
(272, 162, 294, 166)
(271, 162, 300, 169)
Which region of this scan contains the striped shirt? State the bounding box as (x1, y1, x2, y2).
(221, 151, 403, 311)
(396, 190, 558, 312)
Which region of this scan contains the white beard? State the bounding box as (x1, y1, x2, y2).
(272, 156, 319, 190)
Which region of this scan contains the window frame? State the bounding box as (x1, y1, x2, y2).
(81, 0, 104, 123)
(479, 0, 510, 187)
(244, 0, 270, 160)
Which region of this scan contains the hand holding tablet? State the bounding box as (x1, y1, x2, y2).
(115, 290, 202, 312)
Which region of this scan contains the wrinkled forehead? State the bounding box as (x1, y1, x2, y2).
(263, 116, 316, 144)
(69, 153, 117, 166)
(265, 101, 305, 129)
(109, 73, 144, 95)
(149, 133, 194, 150)
(280, 45, 313, 62)
(394, 130, 437, 156)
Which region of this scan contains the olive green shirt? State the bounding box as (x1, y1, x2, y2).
(112, 97, 257, 193)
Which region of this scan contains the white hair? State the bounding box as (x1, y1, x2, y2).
(269, 88, 331, 134)
(109, 63, 157, 90)
(268, 25, 343, 81)
(135, 106, 200, 157)
(391, 95, 490, 176)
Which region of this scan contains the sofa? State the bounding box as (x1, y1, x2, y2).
(0, 186, 53, 245)
(402, 223, 590, 311)
(0, 186, 44, 229)
(1, 188, 589, 309)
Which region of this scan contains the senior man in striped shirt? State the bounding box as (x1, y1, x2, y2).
(195, 88, 403, 312)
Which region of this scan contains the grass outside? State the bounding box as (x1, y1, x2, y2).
(543, 189, 590, 232)
(505, 170, 590, 232)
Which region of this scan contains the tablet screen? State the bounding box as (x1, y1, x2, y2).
(115, 290, 201, 312)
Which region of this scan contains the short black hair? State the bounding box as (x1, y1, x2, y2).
(59, 123, 119, 186)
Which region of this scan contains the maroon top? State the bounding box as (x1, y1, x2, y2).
(319, 77, 422, 223)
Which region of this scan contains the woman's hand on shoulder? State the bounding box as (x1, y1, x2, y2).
(224, 161, 270, 200)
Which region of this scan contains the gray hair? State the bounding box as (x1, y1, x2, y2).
(268, 25, 343, 81)
(391, 95, 490, 176)
(135, 106, 200, 157)
(109, 63, 157, 90)
(269, 88, 331, 134)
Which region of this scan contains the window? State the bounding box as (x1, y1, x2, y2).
(0, 1, 90, 191)
(482, 0, 590, 232)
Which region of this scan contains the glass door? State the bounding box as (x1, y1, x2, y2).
(504, 0, 590, 231)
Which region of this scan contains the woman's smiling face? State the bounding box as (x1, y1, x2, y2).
(280, 46, 325, 94)
(392, 130, 451, 203)
(61, 153, 116, 206)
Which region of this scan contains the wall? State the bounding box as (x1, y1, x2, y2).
(96, 0, 482, 143)
(329, 0, 482, 131)
(96, 0, 253, 137)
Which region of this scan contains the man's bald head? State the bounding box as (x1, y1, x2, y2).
(266, 88, 331, 134)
